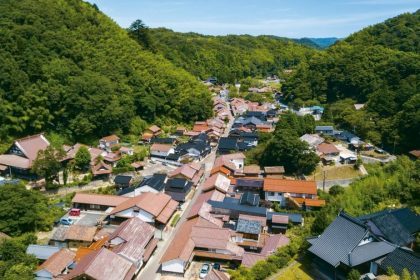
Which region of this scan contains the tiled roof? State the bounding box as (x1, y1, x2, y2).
(0, 154, 31, 169)
(15, 134, 50, 162)
(109, 217, 155, 263)
(236, 218, 261, 234)
(91, 161, 112, 176)
(210, 166, 232, 177)
(241, 252, 265, 267)
(36, 248, 75, 277)
(243, 165, 261, 175)
(205, 269, 230, 280)
(150, 143, 173, 152)
(263, 178, 317, 195)
(188, 190, 225, 219)
(202, 173, 230, 193)
(65, 225, 97, 242)
(348, 241, 395, 266)
(64, 248, 136, 280)
(260, 234, 290, 256)
(264, 166, 285, 174)
(379, 248, 420, 277)
(317, 143, 340, 154)
(168, 163, 201, 181)
(148, 125, 161, 133)
(72, 193, 129, 207)
(369, 214, 414, 246)
(100, 134, 120, 142)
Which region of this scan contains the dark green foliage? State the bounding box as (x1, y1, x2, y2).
(0, 233, 38, 280)
(0, 0, 212, 142)
(0, 184, 63, 236)
(260, 130, 319, 175)
(311, 157, 420, 234)
(347, 269, 361, 280)
(328, 185, 345, 196)
(32, 146, 65, 185)
(149, 28, 316, 83)
(284, 10, 420, 153)
(74, 146, 91, 170)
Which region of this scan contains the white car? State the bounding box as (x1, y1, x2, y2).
(199, 263, 210, 279)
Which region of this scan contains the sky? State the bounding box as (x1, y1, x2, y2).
(85, 0, 419, 38)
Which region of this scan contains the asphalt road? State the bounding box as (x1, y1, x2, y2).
(137, 104, 234, 280)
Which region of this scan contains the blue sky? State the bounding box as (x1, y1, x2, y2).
(85, 0, 419, 38)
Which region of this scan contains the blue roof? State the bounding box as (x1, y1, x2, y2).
(26, 244, 60, 260)
(315, 125, 334, 130)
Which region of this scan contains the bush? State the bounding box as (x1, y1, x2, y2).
(170, 214, 180, 227)
(347, 269, 361, 280)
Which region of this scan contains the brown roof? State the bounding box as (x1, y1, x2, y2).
(72, 193, 129, 207)
(260, 234, 290, 256)
(65, 225, 97, 242)
(141, 133, 153, 141)
(91, 161, 112, 176)
(109, 217, 155, 262)
(243, 165, 261, 175)
(205, 269, 230, 280)
(210, 166, 232, 177)
(64, 248, 135, 280)
(110, 193, 178, 224)
(37, 248, 75, 277)
(168, 163, 201, 181)
(143, 238, 159, 262)
(150, 143, 173, 153)
(188, 190, 225, 219)
(202, 173, 231, 193)
(100, 134, 120, 142)
(263, 178, 317, 195)
(0, 154, 31, 169)
(409, 150, 420, 158)
(241, 252, 266, 267)
(148, 125, 161, 133)
(14, 134, 50, 162)
(317, 143, 340, 154)
(264, 166, 285, 174)
(131, 161, 145, 169)
(271, 214, 289, 224)
(292, 197, 326, 207)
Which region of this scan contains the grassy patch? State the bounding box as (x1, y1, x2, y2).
(275, 260, 313, 280)
(311, 165, 362, 181)
(170, 213, 180, 227)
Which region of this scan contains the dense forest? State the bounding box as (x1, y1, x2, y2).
(283, 10, 420, 153)
(0, 0, 213, 143)
(146, 28, 316, 83)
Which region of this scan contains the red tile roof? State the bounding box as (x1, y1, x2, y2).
(72, 193, 129, 207)
(210, 166, 232, 177)
(263, 178, 317, 195)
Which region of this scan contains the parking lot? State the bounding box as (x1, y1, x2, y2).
(62, 211, 107, 227)
(141, 160, 177, 177)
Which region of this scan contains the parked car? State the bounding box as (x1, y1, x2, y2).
(60, 217, 74, 225)
(213, 263, 221, 270)
(69, 208, 80, 216)
(199, 263, 210, 279)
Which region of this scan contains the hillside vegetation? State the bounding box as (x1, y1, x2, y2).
(283, 10, 420, 153)
(0, 0, 212, 142)
(148, 28, 317, 83)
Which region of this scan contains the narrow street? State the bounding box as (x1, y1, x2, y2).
(137, 103, 234, 280)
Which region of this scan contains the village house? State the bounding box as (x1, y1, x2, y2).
(72, 193, 129, 211)
(141, 125, 162, 143)
(263, 178, 321, 207)
(26, 244, 60, 261)
(107, 217, 158, 273)
(214, 153, 246, 172)
(165, 178, 193, 202)
(109, 192, 178, 225)
(34, 248, 75, 279)
(63, 248, 136, 280)
(150, 143, 174, 159)
(49, 225, 97, 249)
(201, 173, 231, 193)
(234, 178, 264, 194)
(114, 175, 133, 189)
(315, 125, 335, 136)
(99, 134, 120, 152)
(119, 173, 167, 196)
(243, 165, 261, 177)
(300, 134, 325, 149)
(0, 134, 50, 178)
(167, 162, 204, 186)
(317, 143, 340, 157)
(263, 166, 285, 178)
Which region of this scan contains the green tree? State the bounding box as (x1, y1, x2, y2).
(402, 268, 411, 280)
(74, 146, 91, 170)
(329, 185, 345, 196)
(128, 19, 154, 50)
(260, 130, 319, 174)
(347, 269, 361, 280)
(32, 146, 65, 185)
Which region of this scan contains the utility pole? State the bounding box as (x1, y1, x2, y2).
(322, 170, 326, 192)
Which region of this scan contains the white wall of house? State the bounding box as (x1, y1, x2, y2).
(230, 159, 244, 170)
(265, 192, 316, 206)
(162, 259, 185, 274)
(151, 148, 174, 158)
(114, 208, 155, 223)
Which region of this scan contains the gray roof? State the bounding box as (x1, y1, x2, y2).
(208, 200, 267, 217)
(369, 214, 414, 246)
(308, 212, 368, 267)
(26, 244, 60, 260)
(51, 225, 68, 241)
(349, 241, 396, 266)
(236, 218, 261, 234)
(315, 126, 334, 130)
(379, 248, 420, 277)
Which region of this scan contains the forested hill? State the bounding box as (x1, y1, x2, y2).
(345, 9, 420, 53)
(283, 10, 420, 153)
(147, 28, 316, 83)
(0, 0, 212, 142)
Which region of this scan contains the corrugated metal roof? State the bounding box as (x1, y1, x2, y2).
(26, 245, 60, 260)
